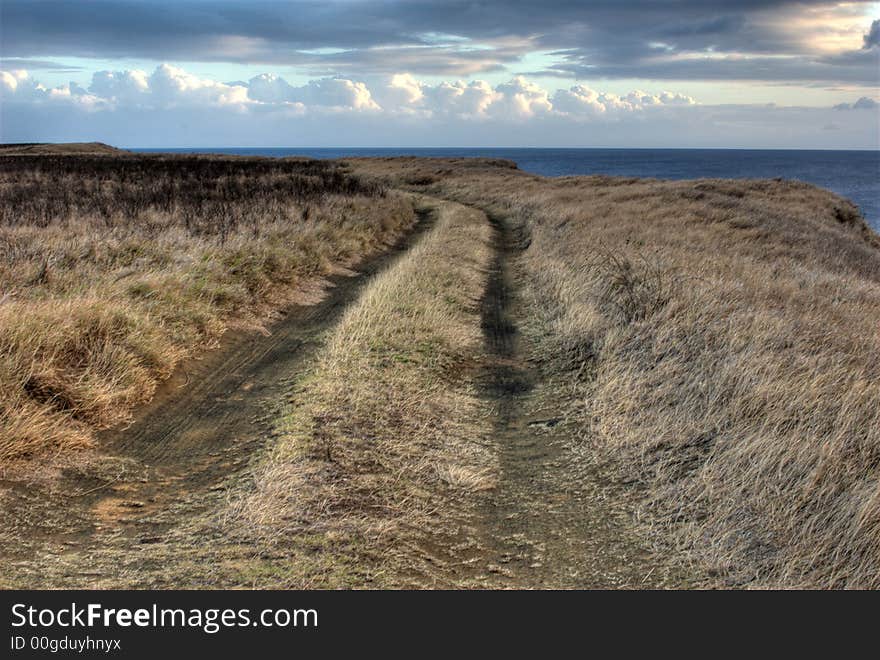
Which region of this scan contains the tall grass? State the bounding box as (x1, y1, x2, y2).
(228, 198, 495, 586)
(0, 154, 413, 460)
(354, 158, 880, 588)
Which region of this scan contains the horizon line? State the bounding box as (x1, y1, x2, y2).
(125, 145, 880, 152)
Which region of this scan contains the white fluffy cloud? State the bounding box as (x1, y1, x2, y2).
(1, 63, 706, 119)
(146, 64, 249, 107)
(492, 76, 554, 119)
(383, 73, 425, 107)
(1, 69, 28, 92)
(552, 85, 696, 116)
(247, 73, 296, 104)
(2, 65, 248, 110)
(290, 78, 379, 111)
(384, 78, 502, 117)
(552, 85, 608, 116)
(424, 80, 498, 116)
(89, 69, 150, 102)
(2, 63, 877, 149)
(377, 76, 696, 120)
(382, 75, 552, 119)
(247, 73, 378, 110)
(1, 69, 104, 108)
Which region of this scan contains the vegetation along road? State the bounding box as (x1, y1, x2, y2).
(2, 148, 878, 588)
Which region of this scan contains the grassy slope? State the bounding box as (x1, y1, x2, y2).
(352, 158, 880, 588)
(0, 154, 414, 460)
(226, 197, 496, 587)
(6, 151, 878, 588)
(0, 143, 127, 155)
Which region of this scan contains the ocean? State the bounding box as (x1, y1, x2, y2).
(133, 148, 880, 230)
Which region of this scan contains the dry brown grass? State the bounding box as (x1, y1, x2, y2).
(228, 197, 495, 585)
(353, 157, 880, 588)
(0, 154, 413, 461)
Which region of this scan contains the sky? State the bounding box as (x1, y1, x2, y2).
(1, 0, 878, 148)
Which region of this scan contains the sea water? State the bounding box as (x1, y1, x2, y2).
(134, 147, 880, 230)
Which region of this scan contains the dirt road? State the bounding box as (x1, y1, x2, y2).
(470, 210, 678, 587)
(1, 195, 680, 588)
(0, 209, 435, 588)
(406, 201, 680, 588)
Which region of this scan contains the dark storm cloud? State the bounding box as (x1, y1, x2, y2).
(865, 19, 880, 48)
(0, 57, 82, 71)
(541, 49, 880, 84)
(835, 96, 880, 110)
(1, 1, 877, 82)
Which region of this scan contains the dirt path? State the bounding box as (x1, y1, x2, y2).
(1, 195, 683, 589)
(0, 210, 435, 587)
(399, 200, 686, 589)
(469, 211, 669, 588)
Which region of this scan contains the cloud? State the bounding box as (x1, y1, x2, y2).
(552, 86, 608, 116)
(542, 47, 880, 84)
(417, 79, 500, 117)
(385, 73, 424, 106)
(247, 73, 379, 110)
(1, 1, 877, 84)
(148, 64, 249, 107)
(2, 65, 251, 112)
(85, 65, 249, 108)
(377, 74, 694, 120)
(834, 96, 879, 110)
(854, 96, 879, 109)
(0, 57, 82, 71)
(551, 86, 696, 116)
(247, 73, 296, 104)
(289, 78, 379, 110)
(1, 65, 381, 114)
(3, 64, 504, 117)
(1, 63, 877, 151)
(89, 69, 150, 102)
(1, 69, 104, 107)
(491, 76, 553, 118)
(2, 62, 872, 126)
(381, 75, 554, 119)
(0, 69, 28, 92)
(865, 19, 880, 48)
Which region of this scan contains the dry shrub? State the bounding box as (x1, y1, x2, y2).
(590, 249, 676, 324)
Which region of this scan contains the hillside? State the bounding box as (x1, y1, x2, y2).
(350, 157, 880, 588)
(1, 152, 878, 589)
(0, 153, 412, 460)
(0, 142, 129, 155)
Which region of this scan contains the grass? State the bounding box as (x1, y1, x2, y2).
(6, 149, 879, 589)
(0, 142, 126, 156)
(0, 153, 413, 461)
(226, 197, 496, 587)
(352, 157, 880, 588)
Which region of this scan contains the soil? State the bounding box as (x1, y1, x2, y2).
(465, 210, 678, 588)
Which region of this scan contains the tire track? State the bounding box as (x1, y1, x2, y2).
(1, 207, 437, 570)
(467, 203, 676, 588)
